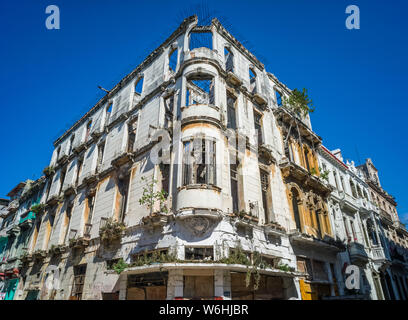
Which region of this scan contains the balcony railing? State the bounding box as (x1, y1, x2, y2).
(370, 246, 386, 261)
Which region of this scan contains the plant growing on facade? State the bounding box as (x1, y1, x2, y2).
(99, 218, 126, 243)
(112, 258, 129, 275)
(43, 166, 55, 177)
(319, 167, 330, 182)
(282, 88, 315, 117)
(138, 176, 168, 215)
(30, 203, 46, 215)
(276, 263, 295, 272)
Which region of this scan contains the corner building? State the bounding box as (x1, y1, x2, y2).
(6, 16, 407, 300)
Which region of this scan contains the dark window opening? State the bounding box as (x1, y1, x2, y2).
(160, 164, 170, 199)
(68, 135, 75, 155)
(118, 174, 130, 223)
(185, 247, 214, 261)
(224, 47, 234, 72)
(85, 121, 92, 142)
(303, 148, 311, 172)
(75, 156, 84, 186)
(230, 163, 239, 214)
(291, 188, 302, 231)
(182, 139, 216, 186)
(227, 94, 237, 130)
(59, 166, 67, 195)
(96, 141, 105, 173)
(260, 169, 270, 224)
(127, 119, 138, 153)
(253, 110, 263, 145)
(70, 264, 87, 300)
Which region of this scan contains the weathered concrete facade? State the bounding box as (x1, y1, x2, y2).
(1, 16, 407, 300)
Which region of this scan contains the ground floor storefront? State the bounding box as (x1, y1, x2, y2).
(120, 264, 300, 300)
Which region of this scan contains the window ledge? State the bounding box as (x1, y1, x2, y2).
(177, 184, 221, 193)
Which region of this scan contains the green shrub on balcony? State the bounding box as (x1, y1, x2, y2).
(99, 218, 126, 243)
(43, 166, 55, 177)
(30, 203, 46, 215)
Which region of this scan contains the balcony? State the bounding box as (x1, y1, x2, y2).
(183, 47, 223, 66)
(176, 185, 222, 214)
(68, 224, 92, 249)
(6, 225, 20, 237)
(348, 242, 369, 266)
(279, 159, 332, 196)
(181, 104, 221, 128)
(19, 211, 36, 229)
(370, 246, 388, 264)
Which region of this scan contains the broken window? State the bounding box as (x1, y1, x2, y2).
(275, 90, 282, 106)
(68, 135, 75, 155)
(134, 76, 144, 96)
(189, 30, 212, 51)
(75, 156, 84, 186)
(163, 96, 174, 130)
(253, 110, 263, 145)
(185, 247, 214, 261)
(227, 94, 237, 130)
(127, 118, 138, 152)
(56, 146, 61, 161)
(59, 166, 67, 194)
(249, 68, 257, 93)
(106, 103, 113, 125)
(303, 147, 311, 172)
(182, 138, 216, 186)
(117, 173, 130, 223)
(85, 194, 95, 233)
(186, 77, 215, 106)
(96, 140, 105, 173)
(160, 164, 170, 199)
(230, 163, 239, 214)
(291, 188, 302, 231)
(63, 202, 73, 244)
(260, 169, 270, 224)
(224, 47, 234, 72)
(85, 121, 92, 143)
(168, 47, 178, 72)
(70, 264, 87, 300)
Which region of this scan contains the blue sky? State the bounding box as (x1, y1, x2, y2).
(0, 0, 407, 223)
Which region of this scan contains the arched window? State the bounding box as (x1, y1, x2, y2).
(134, 76, 144, 96)
(291, 188, 302, 231)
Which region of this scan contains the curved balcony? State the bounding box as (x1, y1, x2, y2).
(176, 185, 222, 214)
(183, 47, 223, 67)
(181, 104, 221, 128)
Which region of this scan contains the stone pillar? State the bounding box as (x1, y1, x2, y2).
(118, 274, 127, 300)
(166, 269, 183, 300)
(214, 269, 231, 300)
